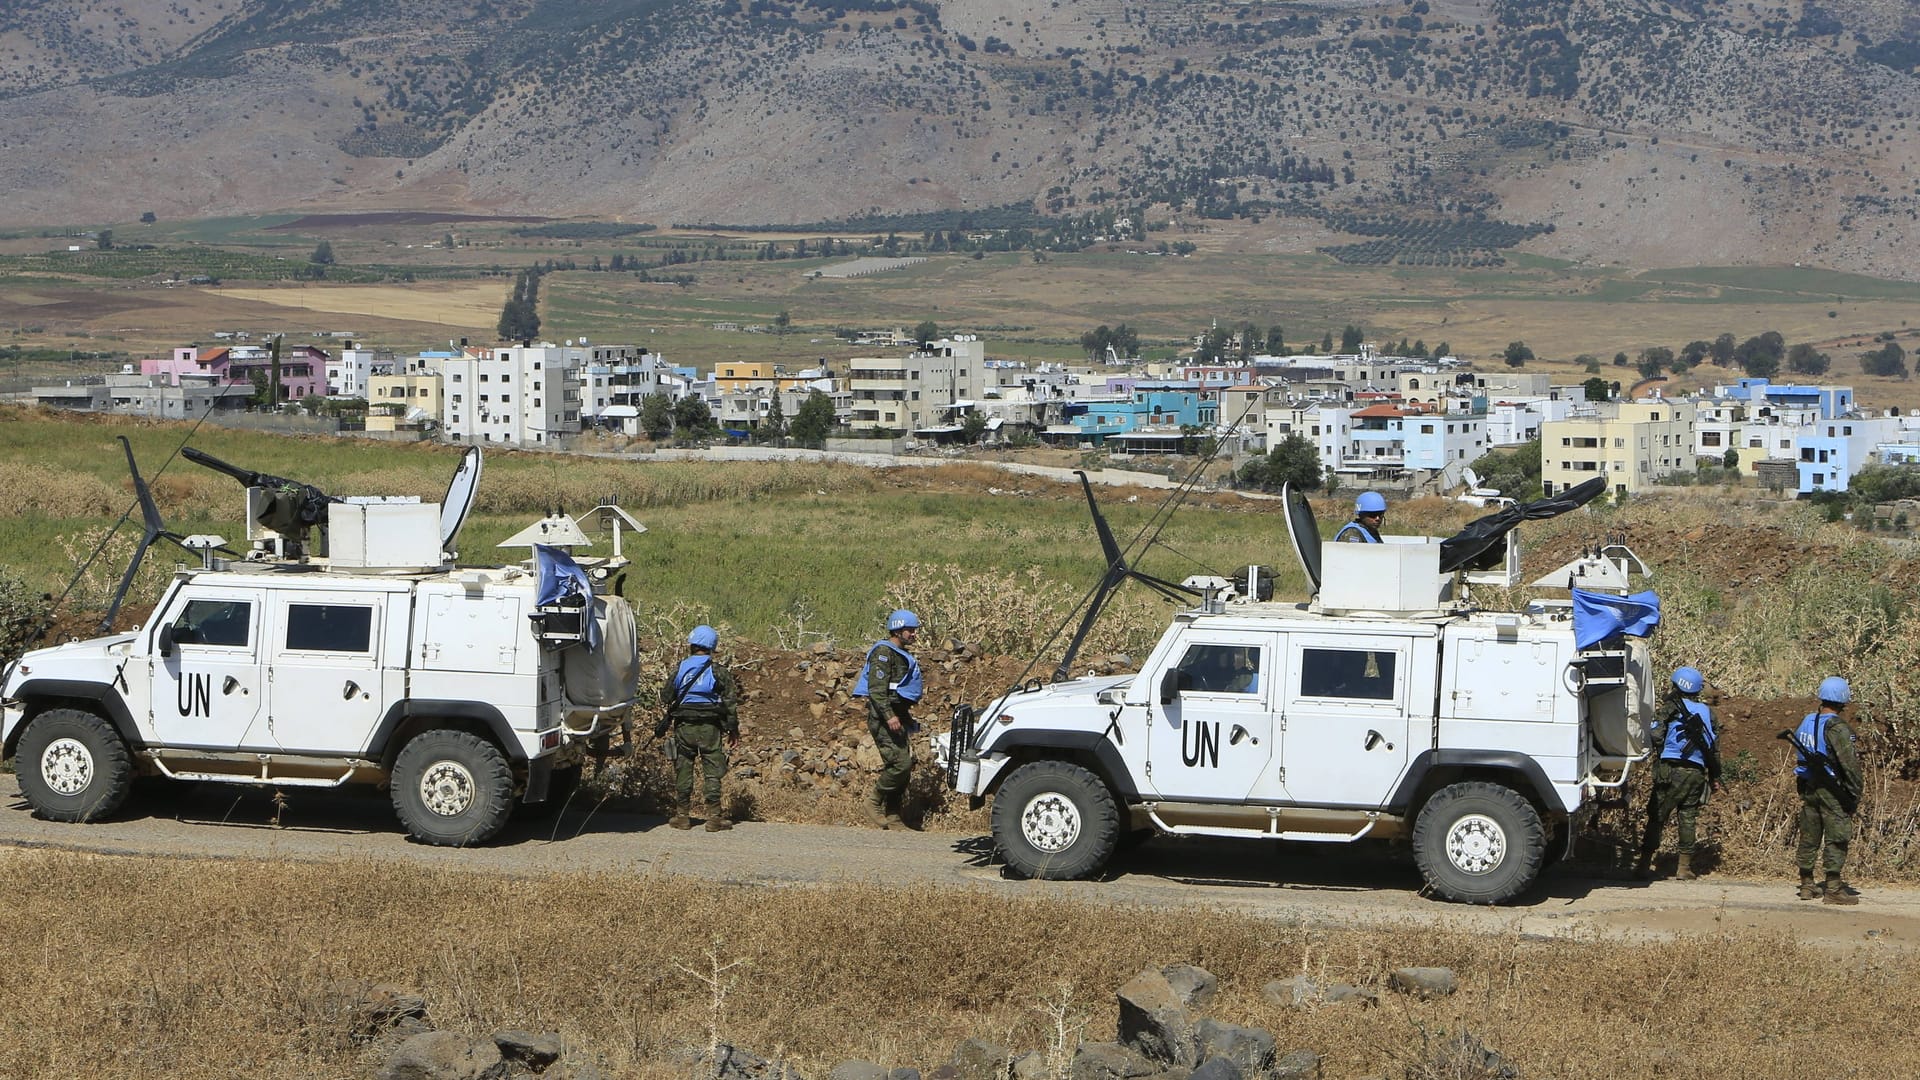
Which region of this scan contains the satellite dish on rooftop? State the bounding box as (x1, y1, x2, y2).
(440, 447, 482, 552)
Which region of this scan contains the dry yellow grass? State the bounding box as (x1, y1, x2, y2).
(1, 849, 1914, 1080)
(211, 281, 509, 325)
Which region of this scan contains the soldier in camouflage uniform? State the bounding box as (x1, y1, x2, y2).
(857, 609, 924, 829)
(655, 625, 740, 832)
(1634, 665, 1720, 881)
(1792, 676, 1863, 904)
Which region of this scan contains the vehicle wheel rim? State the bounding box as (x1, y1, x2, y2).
(1019, 790, 1081, 853)
(419, 760, 477, 817)
(41, 737, 95, 796)
(1444, 812, 1507, 874)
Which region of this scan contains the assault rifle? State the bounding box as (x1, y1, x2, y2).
(1671, 702, 1722, 784)
(1777, 721, 1860, 814)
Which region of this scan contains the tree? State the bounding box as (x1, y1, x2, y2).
(1504, 341, 1534, 367)
(1320, 331, 1334, 352)
(139, 211, 157, 225)
(1636, 346, 1673, 379)
(1235, 434, 1322, 491)
(1339, 324, 1365, 352)
(638, 393, 674, 440)
(913, 319, 941, 346)
(496, 269, 541, 342)
(1613, 351, 1629, 367)
(774, 309, 791, 335)
(1787, 343, 1831, 376)
(1681, 340, 1712, 367)
(1861, 341, 1909, 379)
(790, 390, 835, 447)
(1575, 354, 1601, 374)
(1469, 439, 1543, 502)
(1433, 341, 1450, 359)
(1265, 325, 1286, 354)
(310, 240, 335, 265)
(764, 392, 787, 439)
(961, 409, 990, 443)
(95, 229, 113, 251)
(1710, 333, 1737, 366)
(1735, 331, 1785, 376)
(1582, 376, 1612, 402)
(672, 394, 713, 436)
(1722, 447, 1740, 471)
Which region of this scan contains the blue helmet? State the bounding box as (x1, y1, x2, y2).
(887, 609, 921, 632)
(1818, 676, 1851, 705)
(1355, 491, 1388, 514)
(687, 624, 718, 649)
(1671, 666, 1704, 694)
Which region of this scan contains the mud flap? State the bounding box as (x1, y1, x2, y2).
(522, 755, 553, 804)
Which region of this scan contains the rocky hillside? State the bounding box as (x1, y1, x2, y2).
(3, 0, 1920, 272)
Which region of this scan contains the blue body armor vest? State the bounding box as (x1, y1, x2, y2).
(672, 656, 720, 706)
(1660, 698, 1716, 767)
(1333, 521, 1380, 543)
(1793, 711, 1835, 779)
(853, 641, 923, 702)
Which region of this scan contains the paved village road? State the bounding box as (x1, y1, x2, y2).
(3, 780, 1917, 953)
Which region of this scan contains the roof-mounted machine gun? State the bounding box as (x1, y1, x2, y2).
(181, 446, 339, 561)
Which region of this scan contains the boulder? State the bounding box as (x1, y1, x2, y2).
(1009, 1052, 1050, 1080)
(1263, 975, 1374, 1008)
(378, 1030, 502, 1080)
(1192, 1020, 1274, 1075)
(492, 1029, 563, 1070)
(1069, 1042, 1157, 1080)
(1116, 968, 1198, 1065)
(324, 980, 430, 1043)
(828, 1062, 890, 1080)
(1188, 1059, 1240, 1080)
(950, 1037, 1016, 1080)
(1271, 1050, 1322, 1080)
(705, 1042, 805, 1080)
(1159, 965, 1218, 1010)
(1387, 967, 1457, 999)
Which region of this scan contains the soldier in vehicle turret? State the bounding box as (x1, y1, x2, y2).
(1335, 491, 1387, 542)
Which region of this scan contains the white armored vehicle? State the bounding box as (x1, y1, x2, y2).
(2, 441, 641, 846)
(941, 477, 1653, 904)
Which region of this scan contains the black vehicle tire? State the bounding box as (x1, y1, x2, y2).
(516, 764, 582, 821)
(991, 760, 1121, 881)
(391, 730, 515, 846)
(15, 708, 135, 823)
(1411, 781, 1548, 905)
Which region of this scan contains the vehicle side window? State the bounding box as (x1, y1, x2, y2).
(170, 600, 251, 647)
(1176, 643, 1261, 694)
(284, 604, 374, 653)
(1299, 647, 1396, 701)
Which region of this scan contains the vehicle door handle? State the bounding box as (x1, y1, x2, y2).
(1229, 724, 1258, 746)
(222, 675, 240, 695)
(343, 680, 361, 700)
(1364, 729, 1393, 751)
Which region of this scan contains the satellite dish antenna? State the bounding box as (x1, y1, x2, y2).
(404, 406, 427, 423)
(1464, 466, 1481, 490)
(440, 447, 482, 552)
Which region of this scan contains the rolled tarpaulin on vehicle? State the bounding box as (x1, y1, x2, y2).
(1571, 587, 1661, 649)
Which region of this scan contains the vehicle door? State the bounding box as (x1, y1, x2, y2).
(264, 592, 392, 754)
(1275, 633, 1418, 807)
(1145, 631, 1279, 801)
(151, 589, 268, 749)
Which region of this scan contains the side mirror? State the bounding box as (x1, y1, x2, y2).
(157, 624, 175, 658)
(1159, 668, 1191, 705)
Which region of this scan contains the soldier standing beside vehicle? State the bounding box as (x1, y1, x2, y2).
(1335, 491, 1387, 542)
(654, 625, 740, 832)
(1791, 676, 1863, 904)
(1634, 665, 1720, 881)
(855, 609, 924, 829)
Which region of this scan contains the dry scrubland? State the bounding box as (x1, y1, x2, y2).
(4, 850, 1918, 1080)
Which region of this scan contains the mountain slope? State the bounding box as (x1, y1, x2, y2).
(3, 0, 1919, 275)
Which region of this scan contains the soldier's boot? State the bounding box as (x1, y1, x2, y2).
(883, 789, 909, 831)
(1675, 853, 1697, 881)
(865, 791, 891, 829)
(1823, 874, 1860, 905)
(1632, 848, 1656, 881)
(1797, 872, 1822, 900)
(668, 798, 692, 831)
(704, 816, 732, 832)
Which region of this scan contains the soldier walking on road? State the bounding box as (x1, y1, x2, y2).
(1635, 665, 1720, 881)
(1791, 676, 1863, 904)
(655, 625, 740, 832)
(855, 609, 924, 829)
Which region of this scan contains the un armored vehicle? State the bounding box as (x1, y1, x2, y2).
(2, 442, 641, 846)
(941, 478, 1654, 904)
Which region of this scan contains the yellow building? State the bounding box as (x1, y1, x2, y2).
(365, 371, 443, 432)
(713, 360, 811, 394)
(1540, 400, 1696, 498)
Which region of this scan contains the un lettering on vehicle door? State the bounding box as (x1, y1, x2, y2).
(152, 590, 268, 749)
(1146, 631, 1281, 801)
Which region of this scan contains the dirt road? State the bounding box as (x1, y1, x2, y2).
(4, 781, 1916, 952)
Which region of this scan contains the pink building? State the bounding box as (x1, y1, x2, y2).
(142, 344, 328, 400)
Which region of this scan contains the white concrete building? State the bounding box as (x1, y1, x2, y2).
(848, 336, 987, 434)
(434, 344, 583, 447)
